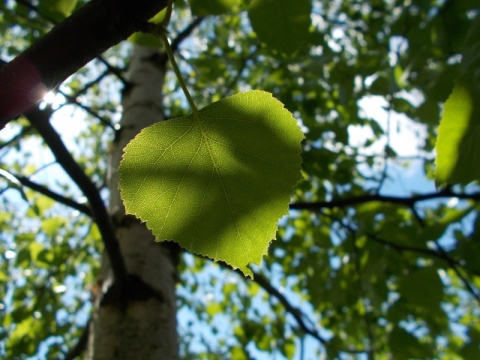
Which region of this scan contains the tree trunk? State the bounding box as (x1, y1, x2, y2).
(86, 45, 178, 360)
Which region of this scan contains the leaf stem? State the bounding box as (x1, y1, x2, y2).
(161, 0, 174, 28)
(161, 33, 199, 116)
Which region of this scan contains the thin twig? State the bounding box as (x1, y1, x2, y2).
(57, 89, 115, 130)
(323, 211, 480, 283)
(16, 175, 92, 216)
(25, 106, 129, 297)
(69, 69, 110, 99)
(433, 241, 480, 303)
(0, 126, 33, 152)
(63, 319, 90, 360)
(223, 46, 260, 97)
(376, 98, 393, 193)
(252, 271, 327, 345)
(291, 189, 480, 211)
(170, 17, 205, 53)
(249, 269, 373, 354)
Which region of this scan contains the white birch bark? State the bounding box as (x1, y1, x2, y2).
(86, 45, 178, 360)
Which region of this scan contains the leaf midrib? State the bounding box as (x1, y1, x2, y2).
(195, 113, 251, 262)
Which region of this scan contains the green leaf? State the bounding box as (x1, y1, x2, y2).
(206, 303, 222, 316)
(128, 32, 163, 49)
(38, 0, 77, 21)
(230, 346, 248, 360)
(128, 8, 167, 48)
(119, 91, 304, 277)
(8, 317, 39, 356)
(189, 0, 242, 16)
(435, 80, 480, 185)
(461, 328, 480, 359)
(248, 0, 311, 54)
(41, 217, 65, 237)
(388, 326, 431, 359)
(435, 15, 480, 185)
(398, 267, 444, 309)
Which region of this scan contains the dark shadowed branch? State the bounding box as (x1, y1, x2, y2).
(323, 211, 480, 301)
(291, 189, 480, 211)
(0, 0, 168, 126)
(251, 271, 327, 345)
(170, 17, 205, 53)
(433, 240, 480, 303)
(0, 125, 33, 152)
(15, 175, 92, 216)
(57, 89, 116, 130)
(249, 270, 374, 355)
(15, 0, 129, 87)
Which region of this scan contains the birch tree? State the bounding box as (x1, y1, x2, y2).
(88, 45, 178, 359)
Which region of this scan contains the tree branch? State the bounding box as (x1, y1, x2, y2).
(250, 270, 373, 354)
(433, 240, 480, 303)
(25, 106, 129, 296)
(15, 0, 128, 88)
(251, 271, 328, 345)
(323, 211, 480, 277)
(15, 175, 92, 216)
(0, 0, 168, 127)
(63, 319, 90, 360)
(291, 189, 480, 211)
(0, 125, 33, 152)
(170, 17, 205, 53)
(57, 89, 115, 130)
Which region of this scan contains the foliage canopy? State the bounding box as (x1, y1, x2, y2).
(1, 0, 480, 359)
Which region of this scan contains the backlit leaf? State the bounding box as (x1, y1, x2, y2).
(119, 91, 304, 276)
(435, 80, 480, 185)
(436, 15, 480, 185)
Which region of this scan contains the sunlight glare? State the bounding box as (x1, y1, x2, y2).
(41, 90, 64, 109)
(43, 91, 56, 104)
